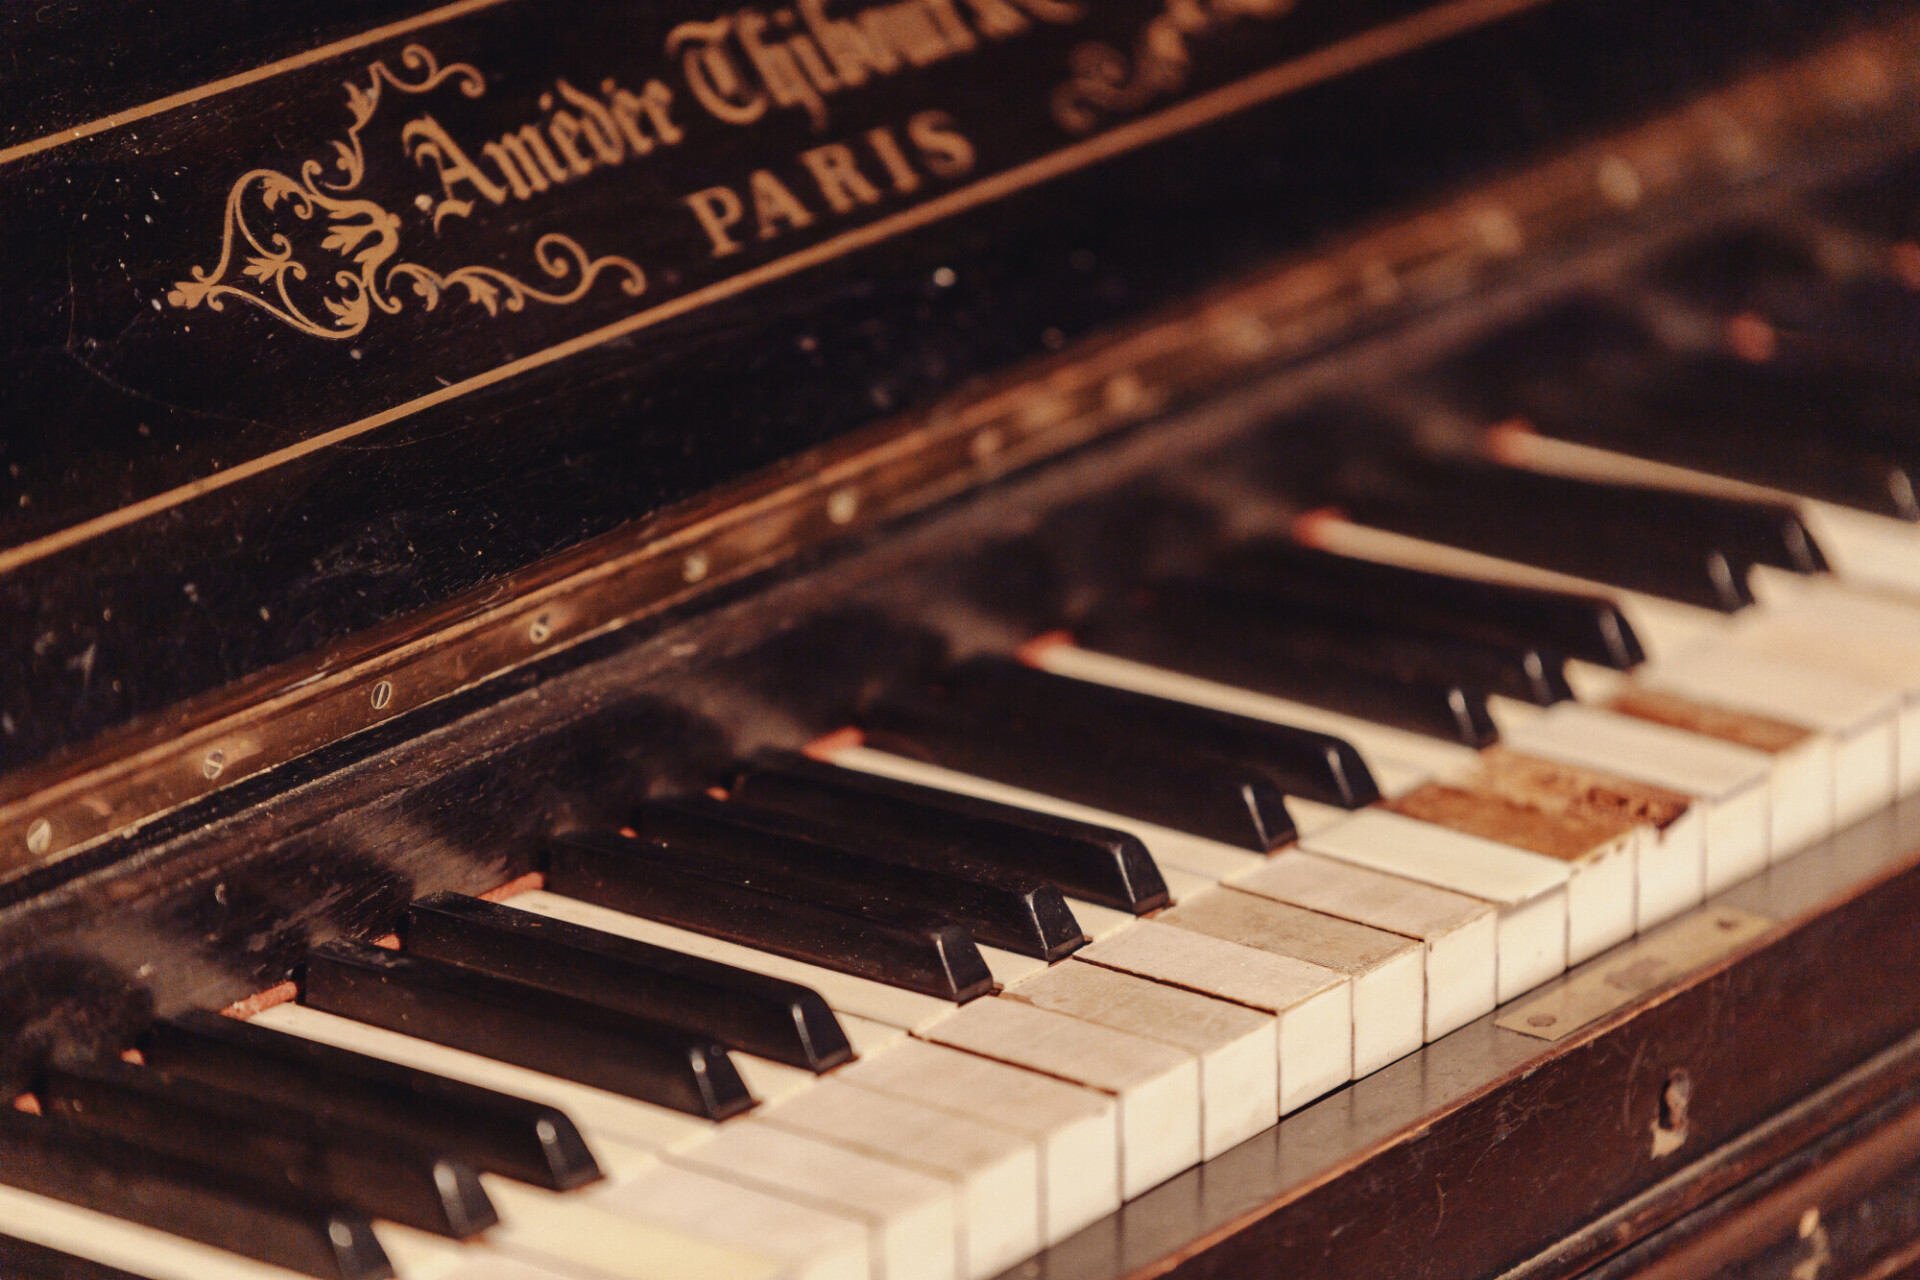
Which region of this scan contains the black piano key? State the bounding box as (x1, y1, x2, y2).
(41, 1057, 495, 1239)
(1328, 452, 1821, 610)
(634, 796, 1085, 961)
(1346, 453, 1826, 600)
(1439, 301, 1920, 520)
(546, 833, 995, 1002)
(861, 653, 1365, 848)
(0, 1234, 143, 1280)
(1078, 587, 1511, 740)
(303, 940, 755, 1120)
(862, 686, 1300, 851)
(0, 1108, 390, 1280)
(951, 657, 1376, 811)
(1209, 539, 1645, 669)
(1128, 582, 1575, 706)
(731, 752, 1171, 914)
(142, 1010, 600, 1191)
(406, 892, 854, 1072)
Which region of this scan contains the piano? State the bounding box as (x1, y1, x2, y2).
(3, 0, 1920, 1276)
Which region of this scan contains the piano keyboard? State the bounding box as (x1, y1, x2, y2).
(8, 138, 1920, 1280)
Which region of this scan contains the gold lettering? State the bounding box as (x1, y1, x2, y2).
(544, 110, 598, 177)
(556, 79, 626, 164)
(604, 79, 684, 153)
(738, 9, 829, 130)
(685, 185, 748, 256)
(800, 0, 896, 85)
(957, 0, 1030, 38)
(669, 18, 768, 125)
(800, 143, 883, 212)
(750, 169, 816, 237)
(907, 109, 974, 177)
(401, 115, 508, 231)
(865, 126, 922, 193)
(484, 125, 570, 200)
(918, 0, 979, 52)
(784, 29, 842, 93)
(861, 1, 958, 66)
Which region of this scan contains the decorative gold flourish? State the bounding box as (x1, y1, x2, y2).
(1052, 0, 1295, 134)
(167, 44, 644, 339)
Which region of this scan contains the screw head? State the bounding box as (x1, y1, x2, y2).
(825, 488, 859, 525)
(528, 614, 552, 644)
(682, 550, 711, 583)
(370, 680, 394, 711)
(202, 748, 226, 780)
(24, 819, 52, 856)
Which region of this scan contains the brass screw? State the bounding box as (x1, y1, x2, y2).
(202, 749, 226, 781)
(370, 680, 394, 711)
(826, 488, 859, 525)
(25, 819, 52, 857)
(682, 550, 711, 583)
(528, 614, 553, 644)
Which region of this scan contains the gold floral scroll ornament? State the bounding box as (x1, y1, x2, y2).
(167, 45, 645, 340)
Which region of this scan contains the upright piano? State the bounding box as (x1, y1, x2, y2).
(4, 1, 1920, 1277)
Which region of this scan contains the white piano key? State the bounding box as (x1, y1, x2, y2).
(1799, 499, 1920, 599)
(1073, 920, 1351, 1112)
(925, 997, 1202, 1198)
(823, 744, 1267, 886)
(1158, 887, 1424, 1076)
(1067, 897, 1143, 941)
(1495, 702, 1772, 895)
(1443, 745, 1704, 938)
(378, 1225, 597, 1280)
(504, 889, 956, 1032)
(1381, 775, 1638, 966)
(481, 1178, 788, 1280)
(672, 1121, 958, 1280)
(1637, 644, 1899, 832)
(250, 1002, 698, 1166)
(837, 1039, 1120, 1245)
(978, 945, 1048, 987)
(1002, 959, 1277, 1158)
(1027, 642, 1468, 792)
(1295, 809, 1567, 1004)
(1594, 684, 1834, 859)
(588, 1165, 870, 1280)
(1726, 588, 1920, 794)
(0, 1181, 309, 1280)
(1227, 855, 1487, 1040)
(757, 1080, 1040, 1280)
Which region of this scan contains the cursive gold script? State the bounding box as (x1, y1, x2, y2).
(167, 45, 646, 340)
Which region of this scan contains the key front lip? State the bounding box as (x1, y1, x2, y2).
(142, 1010, 603, 1191)
(404, 891, 856, 1072)
(40, 1055, 498, 1239)
(302, 939, 757, 1121)
(736, 751, 1173, 914)
(545, 833, 996, 1002)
